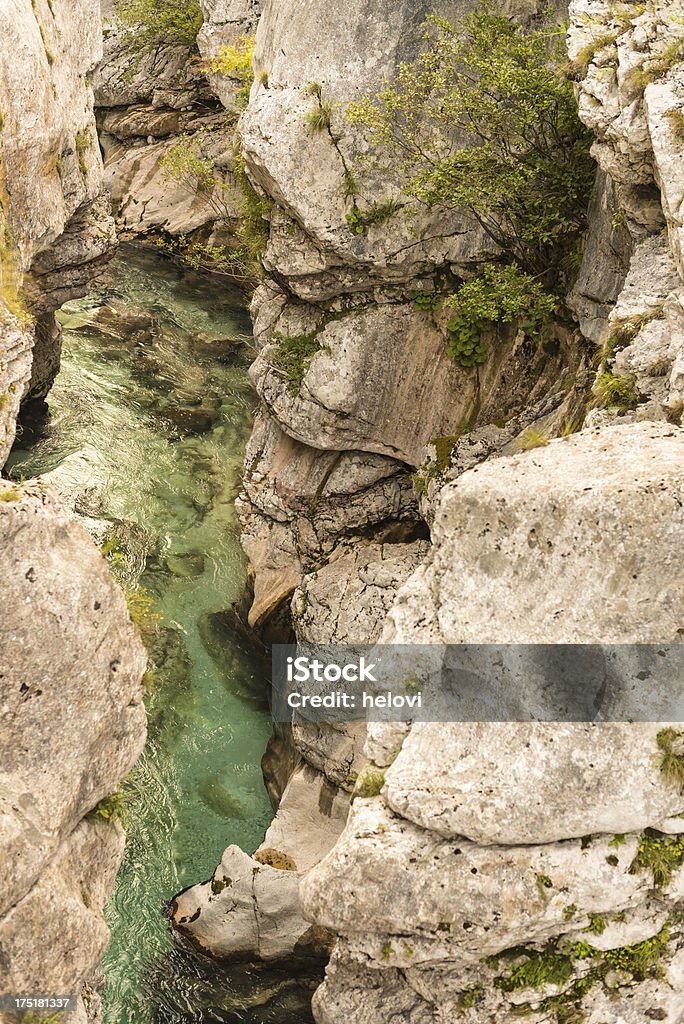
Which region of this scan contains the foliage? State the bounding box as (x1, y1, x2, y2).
(346, 3, 594, 282)
(656, 727, 684, 789)
(270, 331, 321, 390)
(594, 370, 640, 411)
(0, 486, 20, 502)
(493, 949, 574, 992)
(444, 262, 556, 367)
(562, 903, 578, 921)
(203, 34, 255, 109)
(75, 128, 90, 178)
(517, 428, 550, 451)
(353, 765, 386, 800)
(114, 0, 203, 54)
(494, 924, 673, 1016)
(158, 130, 271, 282)
(345, 197, 402, 234)
(585, 914, 608, 935)
(89, 789, 126, 823)
(666, 108, 684, 141)
(630, 829, 684, 886)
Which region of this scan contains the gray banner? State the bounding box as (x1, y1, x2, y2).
(272, 644, 684, 723)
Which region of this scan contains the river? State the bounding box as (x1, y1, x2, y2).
(7, 244, 316, 1024)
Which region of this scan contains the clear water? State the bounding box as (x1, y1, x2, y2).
(8, 245, 317, 1023)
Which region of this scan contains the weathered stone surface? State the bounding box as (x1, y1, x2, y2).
(383, 722, 684, 846)
(293, 541, 429, 644)
(384, 422, 684, 646)
(302, 799, 678, 965)
(199, 0, 264, 110)
(0, 0, 116, 464)
(0, 483, 147, 1007)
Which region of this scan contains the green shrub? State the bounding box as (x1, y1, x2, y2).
(444, 263, 556, 367)
(114, 0, 203, 54)
(270, 331, 321, 390)
(158, 131, 270, 281)
(203, 34, 255, 109)
(346, 3, 594, 284)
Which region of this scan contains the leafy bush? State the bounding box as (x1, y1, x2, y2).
(158, 130, 271, 281)
(346, 2, 594, 283)
(114, 0, 203, 53)
(203, 34, 255, 109)
(444, 263, 556, 367)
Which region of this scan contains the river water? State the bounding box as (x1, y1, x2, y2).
(8, 245, 316, 1023)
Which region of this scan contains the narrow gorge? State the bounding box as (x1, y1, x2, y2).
(1, 0, 683, 1023)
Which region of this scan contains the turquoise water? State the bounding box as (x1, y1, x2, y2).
(8, 245, 316, 1023)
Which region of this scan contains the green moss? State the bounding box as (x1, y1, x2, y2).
(629, 830, 684, 887)
(562, 903, 578, 921)
(353, 764, 386, 800)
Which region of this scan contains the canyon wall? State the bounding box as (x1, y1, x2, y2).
(174, 0, 684, 1022)
(0, 2, 146, 1017)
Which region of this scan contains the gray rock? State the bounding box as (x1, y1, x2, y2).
(0, 484, 147, 1008)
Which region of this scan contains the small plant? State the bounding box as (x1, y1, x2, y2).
(444, 262, 556, 368)
(494, 949, 574, 992)
(594, 370, 640, 411)
(305, 101, 333, 134)
(380, 941, 394, 961)
(89, 789, 126, 823)
(203, 34, 255, 109)
(603, 925, 670, 980)
(585, 914, 608, 936)
(535, 873, 554, 899)
(353, 764, 386, 800)
(666, 108, 684, 141)
(0, 486, 20, 502)
(270, 330, 321, 391)
(629, 829, 684, 887)
(567, 30, 619, 77)
(563, 903, 578, 921)
(657, 727, 684, 789)
(517, 428, 550, 451)
(412, 291, 442, 312)
(75, 128, 91, 178)
(459, 984, 484, 1010)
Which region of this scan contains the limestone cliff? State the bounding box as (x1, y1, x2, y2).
(0, 0, 117, 463)
(173, 0, 684, 1021)
(0, 2, 146, 1017)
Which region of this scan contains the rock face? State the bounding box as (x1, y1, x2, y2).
(0, 0, 116, 463)
(0, 4, 146, 1016)
(174, 1, 684, 1021)
(305, 423, 684, 1023)
(0, 484, 147, 1021)
(94, 0, 262, 239)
